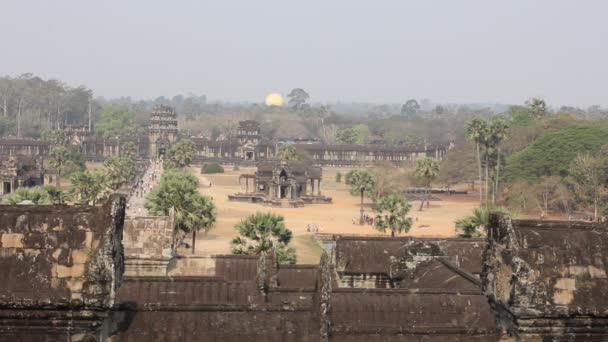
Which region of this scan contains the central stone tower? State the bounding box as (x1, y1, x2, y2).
(148, 105, 178, 158)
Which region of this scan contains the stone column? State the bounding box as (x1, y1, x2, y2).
(311, 179, 315, 195)
(245, 178, 249, 194)
(317, 179, 321, 196)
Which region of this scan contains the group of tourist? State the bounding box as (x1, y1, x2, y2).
(127, 160, 163, 216)
(306, 223, 320, 233)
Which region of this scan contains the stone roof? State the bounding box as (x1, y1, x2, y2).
(0, 138, 50, 146)
(296, 143, 447, 153)
(276, 265, 318, 289)
(330, 289, 499, 338)
(335, 236, 485, 276)
(239, 120, 260, 130)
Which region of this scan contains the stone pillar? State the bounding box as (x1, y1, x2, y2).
(245, 178, 249, 194)
(317, 179, 321, 196)
(311, 179, 315, 195)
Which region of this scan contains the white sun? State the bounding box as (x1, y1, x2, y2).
(265, 93, 284, 106)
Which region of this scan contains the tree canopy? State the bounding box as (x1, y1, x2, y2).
(164, 139, 197, 168)
(145, 169, 216, 250)
(231, 212, 297, 264)
(373, 193, 413, 237)
(505, 125, 608, 181)
(95, 104, 138, 138)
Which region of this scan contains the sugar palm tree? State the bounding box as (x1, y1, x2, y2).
(145, 168, 216, 253)
(346, 170, 375, 224)
(70, 171, 109, 205)
(48, 146, 70, 186)
(488, 117, 509, 205)
(165, 139, 197, 168)
(415, 158, 439, 211)
(3, 186, 50, 205)
(231, 212, 296, 264)
(43, 185, 72, 204)
(466, 118, 488, 207)
(455, 206, 509, 237)
(373, 193, 413, 237)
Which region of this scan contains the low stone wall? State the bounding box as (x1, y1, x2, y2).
(123, 211, 176, 277)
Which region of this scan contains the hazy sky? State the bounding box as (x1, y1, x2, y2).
(2, 1, 607, 107)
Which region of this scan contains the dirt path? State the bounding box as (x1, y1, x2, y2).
(188, 166, 479, 264)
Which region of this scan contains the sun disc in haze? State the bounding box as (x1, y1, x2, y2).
(265, 93, 284, 106)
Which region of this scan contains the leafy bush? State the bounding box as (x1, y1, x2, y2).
(201, 163, 224, 174)
(505, 125, 608, 182)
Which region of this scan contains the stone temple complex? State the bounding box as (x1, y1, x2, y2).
(0, 195, 607, 341)
(229, 160, 332, 207)
(0, 105, 449, 167)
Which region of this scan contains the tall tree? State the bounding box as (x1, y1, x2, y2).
(95, 104, 138, 138)
(336, 128, 357, 144)
(466, 118, 489, 207)
(104, 155, 137, 190)
(287, 88, 310, 110)
(164, 139, 197, 168)
(145, 169, 216, 253)
(373, 193, 413, 237)
(525, 97, 548, 120)
(415, 157, 439, 211)
(488, 117, 509, 205)
(231, 212, 296, 264)
(48, 146, 70, 187)
(401, 99, 420, 118)
(346, 170, 375, 223)
(351, 124, 370, 144)
(568, 153, 606, 221)
(69, 171, 109, 205)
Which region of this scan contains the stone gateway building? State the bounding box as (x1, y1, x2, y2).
(229, 160, 332, 207)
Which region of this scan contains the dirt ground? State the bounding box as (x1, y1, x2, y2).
(188, 166, 479, 264)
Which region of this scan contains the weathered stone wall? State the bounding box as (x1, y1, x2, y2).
(483, 215, 608, 340)
(0, 196, 126, 340)
(123, 212, 175, 276)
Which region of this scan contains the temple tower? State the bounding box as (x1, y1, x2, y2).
(148, 105, 178, 158)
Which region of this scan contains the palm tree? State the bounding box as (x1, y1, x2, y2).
(488, 117, 509, 205)
(455, 206, 509, 237)
(3, 186, 50, 205)
(466, 118, 488, 207)
(48, 146, 70, 186)
(415, 158, 439, 211)
(145, 168, 216, 253)
(165, 139, 197, 168)
(230, 212, 296, 264)
(69, 171, 109, 205)
(43, 185, 72, 204)
(346, 170, 375, 224)
(373, 193, 413, 237)
(277, 144, 297, 160)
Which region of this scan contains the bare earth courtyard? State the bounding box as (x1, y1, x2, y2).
(187, 166, 478, 264)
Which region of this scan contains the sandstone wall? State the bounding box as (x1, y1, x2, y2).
(123, 212, 175, 276)
(0, 196, 126, 340)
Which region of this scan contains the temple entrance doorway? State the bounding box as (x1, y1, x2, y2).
(280, 185, 288, 199)
(3, 181, 11, 194)
(158, 148, 166, 157)
(245, 151, 254, 160)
